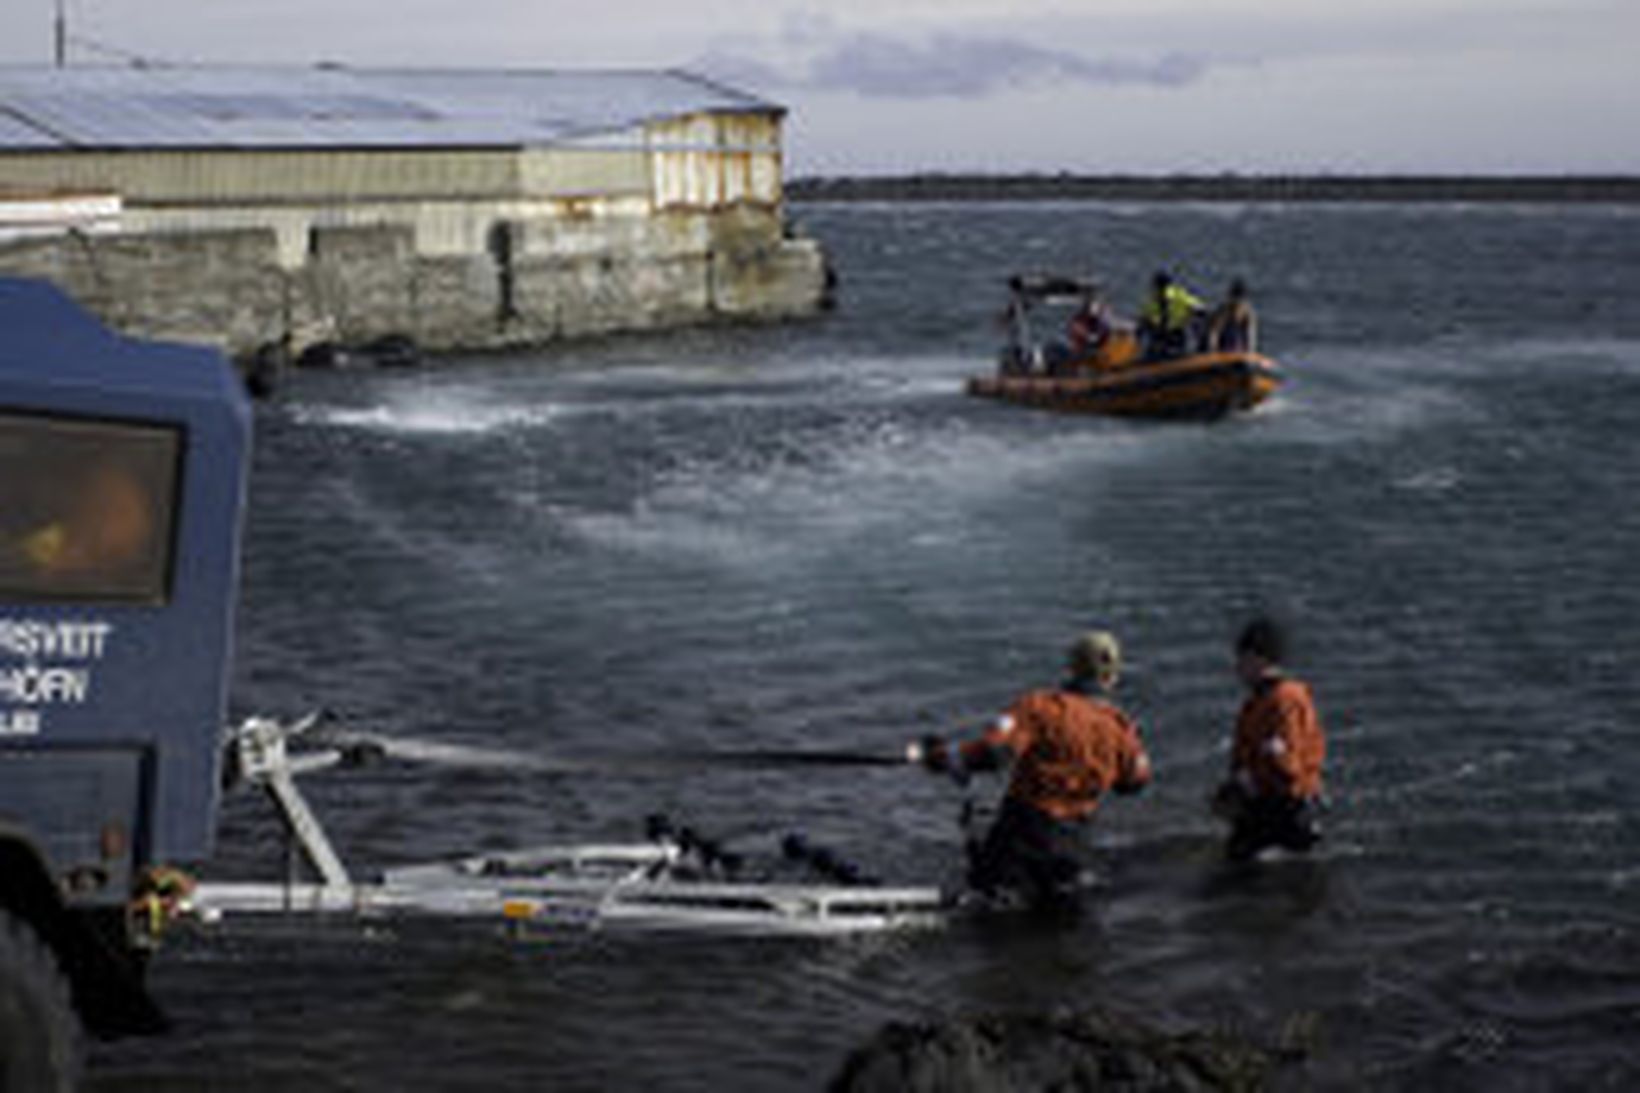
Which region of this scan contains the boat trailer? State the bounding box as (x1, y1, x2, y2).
(186, 715, 950, 938)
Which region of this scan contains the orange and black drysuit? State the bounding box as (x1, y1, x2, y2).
(1221, 674, 1326, 860)
(944, 682, 1150, 905)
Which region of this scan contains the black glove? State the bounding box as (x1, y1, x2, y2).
(914, 734, 952, 773)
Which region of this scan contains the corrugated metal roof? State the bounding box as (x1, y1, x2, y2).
(0, 65, 782, 151)
(0, 110, 54, 148)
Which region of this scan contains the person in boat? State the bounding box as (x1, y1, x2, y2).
(1211, 618, 1328, 862)
(912, 631, 1152, 909)
(1136, 270, 1205, 360)
(1066, 289, 1114, 364)
(1205, 278, 1258, 353)
(997, 276, 1037, 376)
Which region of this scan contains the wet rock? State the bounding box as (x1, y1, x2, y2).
(361, 333, 419, 368)
(830, 1007, 1276, 1093)
(242, 340, 286, 399)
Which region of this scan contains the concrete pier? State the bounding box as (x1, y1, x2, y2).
(0, 196, 829, 365)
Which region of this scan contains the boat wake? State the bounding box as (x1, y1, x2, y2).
(286, 391, 563, 436)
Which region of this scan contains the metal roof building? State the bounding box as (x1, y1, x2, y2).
(0, 65, 781, 150)
(0, 65, 793, 263)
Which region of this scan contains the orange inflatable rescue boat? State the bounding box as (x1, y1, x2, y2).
(968, 275, 1283, 419)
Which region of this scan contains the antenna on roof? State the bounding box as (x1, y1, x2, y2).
(54, 0, 67, 67)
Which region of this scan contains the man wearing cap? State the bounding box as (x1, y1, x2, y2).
(1212, 618, 1327, 861)
(913, 632, 1152, 909)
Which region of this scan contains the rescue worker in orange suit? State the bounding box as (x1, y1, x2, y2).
(1137, 269, 1204, 360)
(912, 632, 1152, 908)
(1212, 618, 1327, 861)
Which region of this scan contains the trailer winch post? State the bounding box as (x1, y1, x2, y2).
(230, 717, 353, 891)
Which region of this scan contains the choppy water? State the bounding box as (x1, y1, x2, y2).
(90, 202, 1640, 1091)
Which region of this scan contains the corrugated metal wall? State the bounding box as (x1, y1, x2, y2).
(0, 108, 782, 209)
(518, 145, 650, 199)
(0, 149, 522, 203)
(649, 113, 782, 209)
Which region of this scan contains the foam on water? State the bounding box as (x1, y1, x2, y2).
(286, 389, 564, 435)
(543, 399, 1173, 571)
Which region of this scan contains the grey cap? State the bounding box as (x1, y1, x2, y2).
(1067, 631, 1122, 686)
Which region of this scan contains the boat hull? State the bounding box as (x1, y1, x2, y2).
(967, 352, 1283, 419)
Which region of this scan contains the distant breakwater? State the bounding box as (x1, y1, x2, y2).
(789, 174, 1640, 204)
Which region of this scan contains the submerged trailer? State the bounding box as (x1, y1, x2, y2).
(191, 715, 950, 938)
(0, 277, 251, 1088)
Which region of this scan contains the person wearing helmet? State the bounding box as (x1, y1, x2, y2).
(1212, 618, 1327, 861)
(912, 631, 1152, 909)
(1137, 270, 1205, 360)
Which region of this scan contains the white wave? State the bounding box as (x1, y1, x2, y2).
(845, 357, 980, 400)
(288, 394, 563, 436)
(547, 410, 1168, 569)
(1464, 336, 1640, 374)
(1264, 344, 1487, 445)
(1394, 467, 1463, 495)
(1266, 331, 1639, 453)
(526, 355, 978, 429)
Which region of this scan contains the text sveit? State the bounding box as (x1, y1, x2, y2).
(0, 619, 114, 736)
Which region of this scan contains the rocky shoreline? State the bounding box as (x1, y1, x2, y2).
(789, 174, 1640, 204)
(830, 1005, 1308, 1092)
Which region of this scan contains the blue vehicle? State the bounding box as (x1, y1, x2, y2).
(0, 277, 250, 1087)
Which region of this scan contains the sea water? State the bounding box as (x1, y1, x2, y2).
(90, 201, 1640, 1091)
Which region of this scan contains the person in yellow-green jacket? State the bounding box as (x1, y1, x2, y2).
(1137, 270, 1205, 360)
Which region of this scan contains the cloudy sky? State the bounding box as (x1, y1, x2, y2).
(2, 0, 1636, 175)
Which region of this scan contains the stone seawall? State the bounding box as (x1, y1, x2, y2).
(0, 205, 830, 363)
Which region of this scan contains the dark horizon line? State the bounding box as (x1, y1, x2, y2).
(786, 172, 1640, 203)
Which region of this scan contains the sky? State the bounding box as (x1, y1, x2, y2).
(2, 0, 1636, 175)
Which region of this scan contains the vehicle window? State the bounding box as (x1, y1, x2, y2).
(0, 411, 181, 604)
